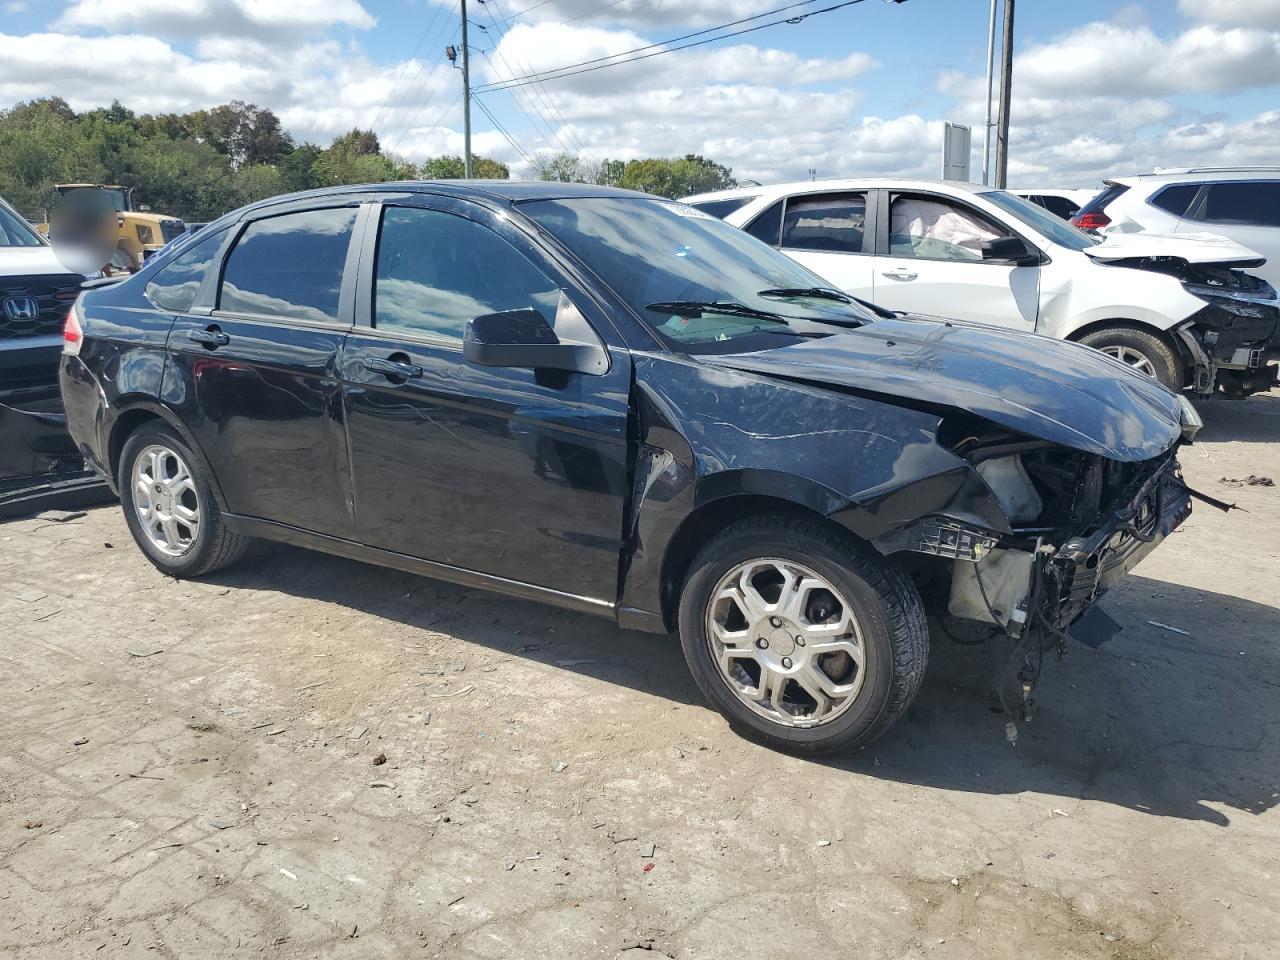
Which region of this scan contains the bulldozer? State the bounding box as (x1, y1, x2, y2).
(37, 184, 186, 273)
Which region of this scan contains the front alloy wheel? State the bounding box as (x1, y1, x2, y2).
(678, 514, 929, 756)
(707, 558, 867, 727)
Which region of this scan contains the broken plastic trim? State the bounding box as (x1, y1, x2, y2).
(882, 516, 999, 562)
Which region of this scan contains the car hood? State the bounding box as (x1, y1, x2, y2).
(1088, 231, 1265, 267)
(0, 245, 77, 279)
(701, 316, 1183, 462)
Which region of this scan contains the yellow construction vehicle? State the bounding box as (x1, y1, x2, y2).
(38, 184, 186, 272)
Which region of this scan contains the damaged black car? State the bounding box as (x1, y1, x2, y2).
(59, 183, 1204, 754)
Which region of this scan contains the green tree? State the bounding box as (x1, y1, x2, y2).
(419, 154, 509, 179)
(278, 143, 323, 193)
(617, 154, 735, 198)
(188, 101, 293, 168)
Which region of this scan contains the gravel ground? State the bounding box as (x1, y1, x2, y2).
(2, 395, 1278, 960)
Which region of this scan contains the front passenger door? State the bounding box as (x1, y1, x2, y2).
(340, 200, 633, 602)
(872, 192, 1040, 330)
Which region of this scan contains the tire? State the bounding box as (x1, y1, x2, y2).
(677, 514, 929, 756)
(118, 422, 249, 578)
(1078, 325, 1184, 392)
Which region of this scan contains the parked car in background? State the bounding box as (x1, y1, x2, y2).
(60, 181, 1199, 754)
(684, 178, 1279, 397)
(0, 194, 103, 515)
(1010, 188, 1096, 222)
(1072, 168, 1280, 291)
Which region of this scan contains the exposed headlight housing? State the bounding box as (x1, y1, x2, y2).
(908, 517, 999, 562)
(1176, 394, 1203, 442)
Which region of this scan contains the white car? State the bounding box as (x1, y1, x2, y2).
(1072, 167, 1280, 291)
(682, 178, 1279, 397)
(1011, 188, 1096, 222)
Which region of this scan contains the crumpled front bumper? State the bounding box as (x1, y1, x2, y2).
(0, 383, 111, 519)
(1042, 454, 1192, 629)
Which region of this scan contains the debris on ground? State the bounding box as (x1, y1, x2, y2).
(35, 509, 87, 523)
(372, 752, 387, 765)
(347, 725, 368, 740)
(1219, 475, 1274, 487)
(73, 737, 88, 746)
(23, 820, 42, 829)
(126, 646, 164, 658)
(551, 760, 568, 773)
(1146, 620, 1190, 636)
(641, 842, 656, 858)
(14, 589, 47, 603)
(370, 780, 396, 789)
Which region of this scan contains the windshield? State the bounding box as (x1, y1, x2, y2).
(519, 197, 875, 354)
(0, 201, 43, 247)
(58, 186, 127, 213)
(980, 190, 1099, 251)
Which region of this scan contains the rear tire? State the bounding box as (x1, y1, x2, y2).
(677, 514, 928, 756)
(118, 423, 249, 578)
(1079, 325, 1184, 391)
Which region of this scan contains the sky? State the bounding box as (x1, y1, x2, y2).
(1, 0, 1278, 188)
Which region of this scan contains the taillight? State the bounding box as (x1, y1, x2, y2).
(63, 299, 84, 356)
(1072, 211, 1111, 230)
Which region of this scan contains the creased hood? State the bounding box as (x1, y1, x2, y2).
(702, 316, 1183, 462)
(1088, 231, 1265, 267)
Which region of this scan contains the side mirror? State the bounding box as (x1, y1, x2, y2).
(982, 236, 1040, 266)
(463, 307, 608, 376)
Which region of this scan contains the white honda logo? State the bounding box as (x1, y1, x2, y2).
(3, 296, 39, 322)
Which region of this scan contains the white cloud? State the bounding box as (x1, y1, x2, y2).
(1179, 0, 1280, 30)
(55, 0, 375, 39)
(5, 1, 28, 13)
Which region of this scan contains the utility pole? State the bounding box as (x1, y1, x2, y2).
(982, 0, 998, 185)
(460, 0, 473, 177)
(993, 0, 1015, 189)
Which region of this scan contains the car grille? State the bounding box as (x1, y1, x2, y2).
(1, 274, 81, 341)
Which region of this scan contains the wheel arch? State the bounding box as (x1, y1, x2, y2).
(107, 399, 229, 509)
(1065, 317, 1191, 369)
(656, 492, 854, 634)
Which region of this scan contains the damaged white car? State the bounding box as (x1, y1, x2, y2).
(683, 179, 1280, 397)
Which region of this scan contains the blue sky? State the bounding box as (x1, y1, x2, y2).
(2, 0, 1278, 186)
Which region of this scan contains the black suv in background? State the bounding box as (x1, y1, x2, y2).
(60, 182, 1198, 754)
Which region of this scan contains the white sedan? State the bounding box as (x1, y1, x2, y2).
(681, 178, 1279, 397)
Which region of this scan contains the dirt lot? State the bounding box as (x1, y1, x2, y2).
(2, 395, 1278, 960)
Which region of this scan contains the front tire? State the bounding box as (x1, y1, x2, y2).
(1079, 325, 1184, 392)
(118, 423, 249, 577)
(677, 514, 928, 756)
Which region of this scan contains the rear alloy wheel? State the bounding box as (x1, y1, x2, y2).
(678, 514, 929, 756)
(119, 423, 249, 577)
(1079, 326, 1184, 392)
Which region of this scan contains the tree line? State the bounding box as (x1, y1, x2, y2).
(0, 98, 737, 224)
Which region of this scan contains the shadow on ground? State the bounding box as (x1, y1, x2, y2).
(203, 531, 1280, 828)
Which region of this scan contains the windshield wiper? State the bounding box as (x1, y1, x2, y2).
(756, 286, 852, 303)
(644, 300, 791, 323)
(645, 299, 864, 331)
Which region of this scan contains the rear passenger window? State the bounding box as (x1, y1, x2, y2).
(219, 207, 357, 323)
(1198, 182, 1280, 227)
(374, 207, 560, 341)
(145, 228, 227, 313)
(781, 193, 867, 253)
(1151, 184, 1199, 217)
(744, 200, 784, 246)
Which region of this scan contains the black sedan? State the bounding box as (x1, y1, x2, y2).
(58, 181, 1200, 754)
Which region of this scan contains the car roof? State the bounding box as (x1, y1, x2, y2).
(237, 179, 653, 217)
(1108, 167, 1280, 186)
(682, 178, 1000, 204)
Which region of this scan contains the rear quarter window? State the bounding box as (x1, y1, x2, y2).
(1195, 182, 1280, 228)
(743, 199, 784, 246)
(688, 196, 757, 219)
(1076, 183, 1129, 219)
(145, 228, 228, 314)
(1150, 183, 1200, 217)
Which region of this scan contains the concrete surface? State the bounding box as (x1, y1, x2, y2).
(1, 395, 1277, 960)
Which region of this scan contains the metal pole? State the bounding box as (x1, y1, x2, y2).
(461, 0, 473, 177)
(994, 0, 1015, 189)
(982, 0, 998, 185)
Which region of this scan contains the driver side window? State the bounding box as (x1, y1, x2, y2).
(374, 206, 561, 341)
(889, 194, 1010, 262)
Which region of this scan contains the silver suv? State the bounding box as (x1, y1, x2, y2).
(1073, 168, 1280, 290)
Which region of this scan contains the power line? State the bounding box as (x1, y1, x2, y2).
(382, 24, 460, 151)
(474, 0, 832, 92)
(368, 2, 453, 140)
(402, 87, 466, 163)
(473, 94, 535, 166)
(480, 0, 588, 155)
(560, 0, 630, 25)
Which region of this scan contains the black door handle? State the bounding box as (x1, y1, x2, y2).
(188, 327, 230, 348)
(362, 357, 423, 380)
